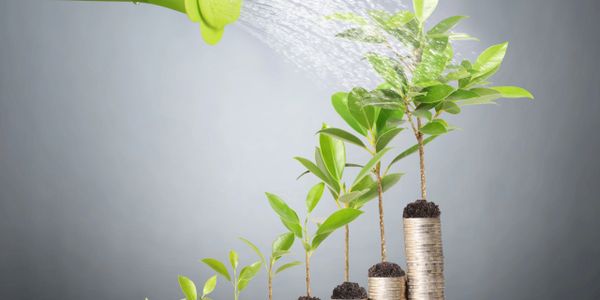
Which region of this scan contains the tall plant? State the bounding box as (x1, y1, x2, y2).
(266, 183, 363, 299)
(296, 126, 403, 277)
(329, 0, 533, 204)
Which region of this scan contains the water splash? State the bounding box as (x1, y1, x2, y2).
(238, 0, 413, 90)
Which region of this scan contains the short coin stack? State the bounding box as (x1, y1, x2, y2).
(403, 218, 445, 300)
(368, 277, 406, 300)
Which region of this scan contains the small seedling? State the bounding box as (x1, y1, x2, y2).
(266, 183, 363, 299)
(239, 234, 302, 300)
(177, 275, 217, 300)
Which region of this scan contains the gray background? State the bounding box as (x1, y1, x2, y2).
(1, 0, 599, 299)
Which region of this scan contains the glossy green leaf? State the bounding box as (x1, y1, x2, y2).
(318, 128, 366, 148)
(239, 238, 265, 265)
(447, 89, 479, 101)
(201, 259, 231, 282)
(349, 173, 403, 208)
(412, 37, 451, 85)
(415, 84, 455, 103)
(350, 175, 375, 193)
(275, 261, 302, 274)
(202, 275, 217, 297)
(413, 108, 433, 121)
(428, 16, 467, 35)
(178, 275, 197, 300)
(352, 148, 392, 187)
(272, 232, 295, 258)
(363, 89, 405, 110)
(306, 182, 325, 213)
(348, 87, 376, 130)
(336, 28, 386, 43)
(387, 135, 438, 170)
(388, 11, 415, 28)
(237, 261, 262, 291)
(441, 101, 461, 114)
(331, 92, 368, 136)
(490, 86, 534, 99)
(376, 127, 404, 151)
(420, 119, 449, 135)
(265, 193, 303, 238)
(294, 157, 338, 193)
(311, 208, 363, 249)
(325, 13, 368, 25)
(366, 53, 408, 93)
(473, 42, 508, 76)
(320, 125, 346, 180)
(229, 250, 239, 269)
(338, 190, 368, 204)
(413, 0, 439, 22)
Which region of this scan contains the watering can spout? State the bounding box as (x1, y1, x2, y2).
(72, 0, 242, 45)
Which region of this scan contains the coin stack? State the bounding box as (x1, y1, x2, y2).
(368, 277, 406, 300)
(403, 217, 445, 300)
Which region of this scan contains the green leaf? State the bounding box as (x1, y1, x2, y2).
(201, 259, 231, 282)
(413, 0, 439, 22)
(366, 53, 408, 94)
(449, 32, 478, 41)
(295, 156, 338, 193)
(338, 190, 368, 204)
(325, 13, 368, 25)
(473, 42, 508, 76)
(239, 237, 266, 265)
(420, 119, 449, 135)
(306, 182, 325, 213)
(388, 11, 415, 28)
(428, 16, 468, 35)
(350, 175, 375, 193)
(413, 108, 433, 121)
(311, 208, 363, 249)
(237, 261, 262, 291)
(265, 193, 303, 238)
(441, 101, 461, 114)
(352, 148, 392, 187)
(447, 89, 479, 101)
(348, 87, 376, 130)
(275, 261, 302, 274)
(415, 84, 455, 103)
(376, 127, 404, 151)
(318, 128, 366, 148)
(387, 135, 437, 170)
(336, 28, 386, 43)
(456, 88, 502, 106)
(178, 275, 197, 300)
(319, 125, 346, 180)
(229, 250, 239, 269)
(490, 86, 534, 99)
(412, 37, 451, 85)
(202, 275, 217, 297)
(272, 232, 295, 258)
(363, 89, 405, 110)
(331, 92, 368, 136)
(349, 173, 403, 208)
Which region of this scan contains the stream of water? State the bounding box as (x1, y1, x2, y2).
(238, 0, 413, 89)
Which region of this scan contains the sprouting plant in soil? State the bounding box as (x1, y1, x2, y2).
(178, 274, 217, 300)
(239, 234, 302, 300)
(328, 0, 534, 211)
(296, 125, 403, 282)
(265, 183, 363, 299)
(200, 244, 263, 300)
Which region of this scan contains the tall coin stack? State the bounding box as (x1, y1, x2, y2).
(403, 218, 445, 299)
(368, 277, 406, 300)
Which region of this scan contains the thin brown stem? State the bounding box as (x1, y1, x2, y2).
(344, 224, 350, 282)
(376, 162, 387, 262)
(268, 261, 273, 300)
(305, 251, 312, 297)
(416, 118, 427, 200)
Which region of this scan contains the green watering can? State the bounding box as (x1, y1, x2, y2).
(76, 0, 243, 45)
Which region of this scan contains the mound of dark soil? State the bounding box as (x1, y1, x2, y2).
(368, 262, 405, 277)
(403, 199, 441, 218)
(298, 297, 320, 300)
(331, 281, 368, 299)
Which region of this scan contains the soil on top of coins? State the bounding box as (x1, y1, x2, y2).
(403, 199, 441, 218)
(298, 297, 321, 300)
(331, 282, 368, 299)
(368, 262, 406, 277)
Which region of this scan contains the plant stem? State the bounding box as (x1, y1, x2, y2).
(375, 162, 387, 262)
(305, 251, 312, 297)
(268, 261, 273, 300)
(416, 118, 427, 200)
(233, 267, 238, 300)
(344, 224, 350, 282)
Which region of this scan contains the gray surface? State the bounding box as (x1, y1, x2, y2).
(1, 0, 599, 299)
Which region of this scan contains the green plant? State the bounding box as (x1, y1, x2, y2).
(266, 184, 363, 298)
(239, 234, 302, 300)
(200, 245, 262, 300)
(178, 275, 217, 300)
(296, 125, 403, 278)
(329, 0, 533, 205)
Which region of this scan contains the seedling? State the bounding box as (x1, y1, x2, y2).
(266, 183, 363, 299)
(239, 234, 302, 300)
(296, 126, 403, 280)
(200, 244, 263, 300)
(178, 275, 217, 300)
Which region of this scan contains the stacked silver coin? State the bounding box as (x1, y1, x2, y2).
(368, 277, 406, 300)
(403, 218, 445, 300)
